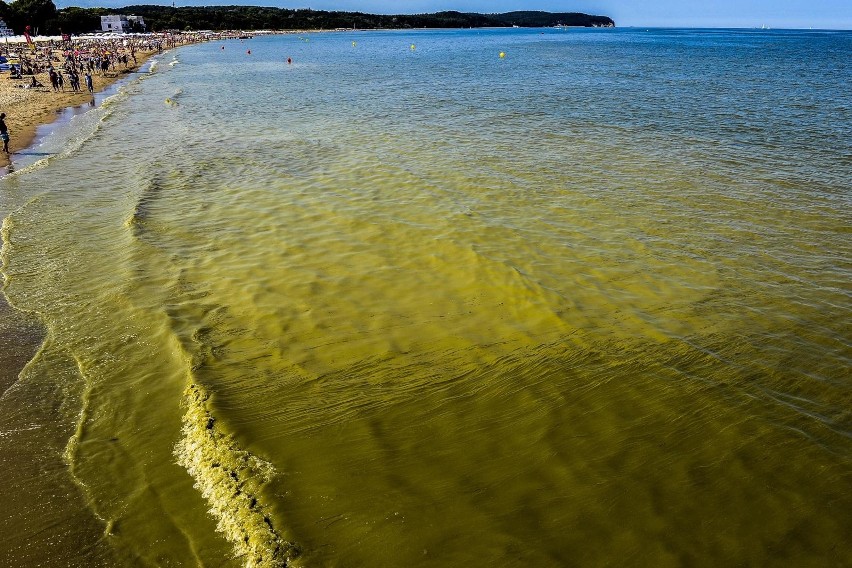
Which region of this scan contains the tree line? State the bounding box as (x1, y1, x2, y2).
(0, 2, 614, 36)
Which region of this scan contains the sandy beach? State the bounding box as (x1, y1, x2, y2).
(0, 58, 151, 164)
(0, 34, 211, 167)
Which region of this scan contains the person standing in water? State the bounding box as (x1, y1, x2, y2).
(85, 72, 94, 94)
(0, 113, 9, 154)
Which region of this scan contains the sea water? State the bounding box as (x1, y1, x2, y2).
(0, 28, 850, 567)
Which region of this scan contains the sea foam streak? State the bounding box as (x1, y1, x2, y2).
(175, 382, 299, 567)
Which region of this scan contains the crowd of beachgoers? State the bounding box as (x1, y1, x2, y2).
(0, 33, 218, 164)
(5, 34, 208, 90)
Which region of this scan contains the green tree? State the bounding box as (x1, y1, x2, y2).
(55, 6, 102, 35)
(8, 0, 57, 35)
(0, 1, 11, 28)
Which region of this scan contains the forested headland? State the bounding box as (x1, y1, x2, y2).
(1, 2, 615, 36)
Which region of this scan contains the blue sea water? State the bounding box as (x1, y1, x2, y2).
(0, 28, 850, 567)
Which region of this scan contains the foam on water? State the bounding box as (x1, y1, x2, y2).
(175, 382, 299, 567)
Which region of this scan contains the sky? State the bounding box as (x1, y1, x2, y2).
(53, 0, 852, 30)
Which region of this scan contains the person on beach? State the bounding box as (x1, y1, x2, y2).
(85, 72, 93, 94)
(49, 68, 59, 91)
(0, 113, 9, 154)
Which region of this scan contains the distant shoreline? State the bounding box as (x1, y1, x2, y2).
(34, 8, 614, 36)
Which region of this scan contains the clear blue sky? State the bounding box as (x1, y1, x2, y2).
(55, 0, 852, 30)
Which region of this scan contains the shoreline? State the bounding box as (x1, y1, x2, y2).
(0, 33, 213, 170)
(0, 50, 157, 168)
(0, 36, 197, 393)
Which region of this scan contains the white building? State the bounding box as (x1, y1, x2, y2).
(101, 15, 146, 33)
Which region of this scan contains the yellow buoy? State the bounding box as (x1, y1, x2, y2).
(410, 44, 416, 50)
(352, 41, 357, 47)
(499, 52, 506, 58)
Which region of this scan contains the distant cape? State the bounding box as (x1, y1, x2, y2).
(484, 11, 615, 28)
(54, 5, 615, 32)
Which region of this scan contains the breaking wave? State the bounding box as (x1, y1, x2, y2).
(175, 381, 299, 567)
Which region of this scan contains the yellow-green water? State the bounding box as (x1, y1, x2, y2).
(1, 29, 850, 566)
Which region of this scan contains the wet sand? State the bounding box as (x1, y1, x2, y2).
(0, 296, 42, 395)
(0, 49, 158, 167)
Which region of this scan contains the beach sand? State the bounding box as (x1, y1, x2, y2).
(0, 49, 159, 167)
